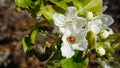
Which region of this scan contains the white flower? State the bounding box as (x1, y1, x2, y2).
(85, 12, 114, 35)
(52, 7, 86, 33)
(100, 14, 114, 34)
(99, 6, 114, 28)
(61, 26, 88, 58)
(85, 12, 102, 34)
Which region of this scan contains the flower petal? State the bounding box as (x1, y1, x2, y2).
(53, 14, 66, 27)
(87, 21, 100, 34)
(72, 43, 81, 50)
(76, 28, 87, 40)
(65, 24, 74, 35)
(79, 39, 88, 50)
(101, 14, 114, 26)
(62, 34, 68, 43)
(94, 19, 102, 25)
(59, 27, 66, 33)
(72, 17, 87, 28)
(61, 43, 75, 58)
(72, 39, 88, 51)
(66, 7, 77, 19)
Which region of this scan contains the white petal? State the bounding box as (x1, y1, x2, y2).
(62, 34, 68, 43)
(53, 14, 66, 27)
(76, 28, 87, 40)
(107, 28, 114, 34)
(80, 39, 88, 50)
(61, 43, 75, 58)
(66, 7, 77, 19)
(94, 19, 102, 25)
(72, 39, 88, 51)
(65, 24, 74, 35)
(91, 25, 100, 34)
(89, 22, 100, 34)
(72, 43, 81, 50)
(73, 17, 87, 28)
(101, 14, 114, 26)
(59, 27, 65, 33)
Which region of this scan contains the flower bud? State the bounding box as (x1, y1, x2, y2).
(97, 47, 106, 56)
(99, 30, 110, 39)
(85, 11, 93, 20)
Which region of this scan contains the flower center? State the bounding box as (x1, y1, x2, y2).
(67, 35, 76, 44)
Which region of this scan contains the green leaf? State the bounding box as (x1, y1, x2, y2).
(73, 0, 102, 16)
(49, 0, 72, 10)
(86, 31, 96, 49)
(105, 33, 120, 49)
(50, 0, 68, 10)
(15, 0, 32, 8)
(49, 50, 63, 61)
(47, 60, 62, 68)
(15, 0, 44, 18)
(61, 57, 88, 68)
(22, 28, 40, 53)
(28, 0, 44, 18)
(25, 49, 34, 60)
(41, 5, 58, 23)
(41, 5, 65, 23)
(22, 36, 28, 52)
(29, 29, 39, 44)
(47, 51, 63, 68)
(105, 33, 120, 42)
(47, 51, 88, 68)
(22, 36, 34, 53)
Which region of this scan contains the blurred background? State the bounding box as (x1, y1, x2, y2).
(0, 0, 120, 68)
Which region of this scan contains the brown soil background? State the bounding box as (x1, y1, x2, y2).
(0, 0, 120, 68)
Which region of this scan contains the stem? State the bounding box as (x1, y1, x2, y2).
(41, 51, 56, 67)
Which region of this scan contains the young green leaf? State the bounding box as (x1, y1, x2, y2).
(22, 36, 34, 53)
(61, 57, 88, 68)
(29, 29, 39, 44)
(47, 51, 88, 68)
(15, 0, 32, 8)
(105, 33, 120, 42)
(22, 36, 28, 52)
(49, 0, 71, 10)
(41, 5, 57, 23)
(73, 0, 102, 16)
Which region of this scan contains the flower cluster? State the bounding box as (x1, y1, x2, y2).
(53, 7, 114, 58)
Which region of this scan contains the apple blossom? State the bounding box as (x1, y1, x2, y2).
(52, 7, 86, 33)
(60, 25, 88, 58)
